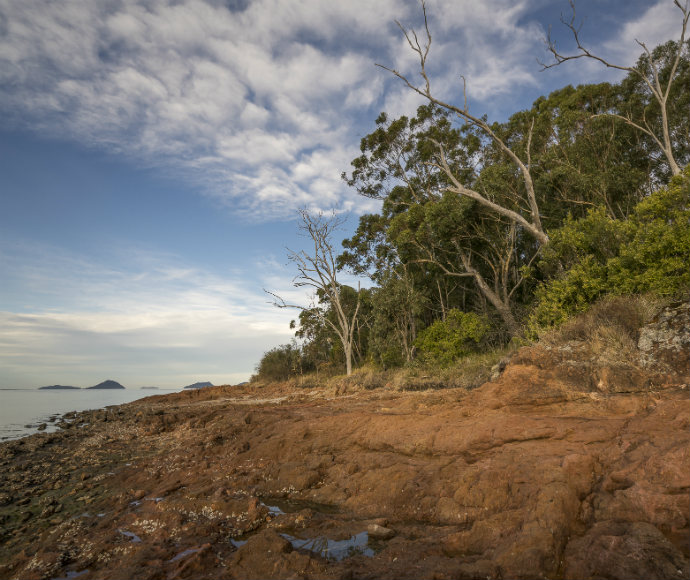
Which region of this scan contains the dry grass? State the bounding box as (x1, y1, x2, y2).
(323, 347, 513, 394)
(255, 295, 673, 395)
(540, 294, 669, 366)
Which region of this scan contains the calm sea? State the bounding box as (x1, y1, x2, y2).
(0, 389, 180, 441)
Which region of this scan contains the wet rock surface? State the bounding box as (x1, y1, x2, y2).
(1, 307, 689, 579)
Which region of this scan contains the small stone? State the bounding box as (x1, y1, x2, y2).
(41, 505, 56, 517)
(367, 523, 396, 540)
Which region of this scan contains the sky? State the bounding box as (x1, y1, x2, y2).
(0, 0, 684, 389)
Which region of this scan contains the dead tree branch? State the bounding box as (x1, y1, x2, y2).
(542, 0, 689, 176)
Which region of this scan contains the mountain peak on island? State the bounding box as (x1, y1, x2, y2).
(183, 381, 214, 390)
(87, 380, 125, 390)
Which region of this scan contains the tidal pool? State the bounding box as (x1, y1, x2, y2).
(281, 531, 375, 561)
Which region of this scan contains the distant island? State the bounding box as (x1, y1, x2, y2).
(141, 386, 159, 390)
(38, 380, 126, 390)
(87, 380, 125, 390)
(183, 381, 214, 390)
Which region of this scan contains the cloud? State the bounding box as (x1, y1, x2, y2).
(604, 0, 685, 62)
(0, 0, 408, 218)
(0, 240, 300, 387)
(1, 0, 587, 218)
(4, 1, 674, 218)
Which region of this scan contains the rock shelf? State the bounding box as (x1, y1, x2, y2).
(1, 304, 688, 579)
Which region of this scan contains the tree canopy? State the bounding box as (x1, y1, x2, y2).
(253, 4, 689, 382)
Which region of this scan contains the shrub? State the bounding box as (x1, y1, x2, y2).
(254, 343, 302, 382)
(415, 309, 490, 367)
(608, 168, 690, 295)
(528, 167, 690, 337)
(527, 256, 609, 337)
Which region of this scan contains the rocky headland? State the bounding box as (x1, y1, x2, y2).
(1, 303, 688, 580)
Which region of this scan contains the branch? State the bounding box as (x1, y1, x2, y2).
(430, 140, 549, 245)
(542, 0, 689, 175)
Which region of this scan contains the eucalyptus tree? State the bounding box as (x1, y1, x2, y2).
(377, 3, 549, 246)
(543, 0, 689, 179)
(267, 210, 362, 376)
(530, 82, 657, 222)
(344, 105, 540, 336)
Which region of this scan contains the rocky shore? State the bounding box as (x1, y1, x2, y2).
(1, 304, 688, 580)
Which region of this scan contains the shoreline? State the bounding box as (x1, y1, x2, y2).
(1, 304, 689, 579)
(1, 358, 688, 579)
(0, 389, 182, 442)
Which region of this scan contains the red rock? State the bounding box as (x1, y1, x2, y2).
(2, 303, 688, 579)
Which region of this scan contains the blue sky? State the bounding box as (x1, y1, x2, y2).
(0, 0, 683, 388)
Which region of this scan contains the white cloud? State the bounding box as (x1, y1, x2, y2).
(2, 0, 672, 219)
(0, 0, 407, 218)
(0, 240, 301, 387)
(604, 0, 685, 63)
(0, 0, 565, 219)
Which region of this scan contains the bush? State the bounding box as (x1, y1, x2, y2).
(608, 168, 690, 295)
(415, 309, 490, 367)
(528, 167, 690, 337)
(527, 256, 609, 336)
(254, 343, 302, 382)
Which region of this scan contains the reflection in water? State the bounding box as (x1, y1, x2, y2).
(281, 531, 374, 561)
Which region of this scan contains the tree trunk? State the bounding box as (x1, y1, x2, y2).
(344, 342, 353, 376)
(460, 255, 520, 336)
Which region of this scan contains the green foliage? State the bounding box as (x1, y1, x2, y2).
(415, 309, 490, 367)
(254, 342, 304, 382)
(527, 256, 610, 336)
(608, 168, 690, 294)
(536, 206, 625, 278)
(368, 271, 428, 368)
(528, 168, 690, 336)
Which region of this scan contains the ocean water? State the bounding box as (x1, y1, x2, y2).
(0, 388, 180, 441)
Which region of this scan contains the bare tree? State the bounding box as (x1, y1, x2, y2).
(542, 0, 689, 176)
(267, 210, 361, 376)
(377, 2, 549, 246)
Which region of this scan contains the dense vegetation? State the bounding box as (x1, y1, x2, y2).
(253, 34, 689, 383)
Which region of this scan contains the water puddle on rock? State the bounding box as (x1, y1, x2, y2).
(261, 498, 340, 515)
(281, 531, 375, 561)
(168, 547, 203, 562)
(232, 497, 379, 561)
(118, 529, 142, 543)
(51, 570, 89, 580)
